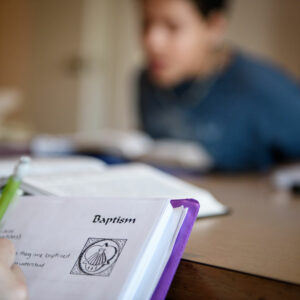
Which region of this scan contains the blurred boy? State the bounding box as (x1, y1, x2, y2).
(138, 0, 300, 171)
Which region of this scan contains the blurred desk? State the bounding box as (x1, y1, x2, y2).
(167, 173, 300, 299)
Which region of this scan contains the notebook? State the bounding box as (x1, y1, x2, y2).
(0, 196, 199, 300)
(0, 157, 228, 218)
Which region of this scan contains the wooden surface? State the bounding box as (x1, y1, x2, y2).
(167, 260, 300, 300)
(181, 173, 300, 284)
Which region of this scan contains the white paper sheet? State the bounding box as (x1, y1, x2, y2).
(24, 163, 227, 218)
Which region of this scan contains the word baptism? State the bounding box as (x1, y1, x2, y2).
(93, 215, 136, 225)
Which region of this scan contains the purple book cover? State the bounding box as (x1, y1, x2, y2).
(151, 199, 200, 300)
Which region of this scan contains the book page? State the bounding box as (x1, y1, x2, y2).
(0, 196, 170, 300)
(24, 164, 228, 218)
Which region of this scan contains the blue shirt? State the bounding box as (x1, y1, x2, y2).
(138, 52, 300, 171)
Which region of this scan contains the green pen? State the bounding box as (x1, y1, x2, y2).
(0, 156, 31, 224)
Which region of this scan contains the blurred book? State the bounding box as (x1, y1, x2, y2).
(0, 157, 228, 218)
(31, 129, 213, 171)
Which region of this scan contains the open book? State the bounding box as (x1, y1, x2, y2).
(0, 157, 228, 218)
(0, 196, 199, 300)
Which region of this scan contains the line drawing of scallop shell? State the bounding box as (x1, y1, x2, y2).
(86, 246, 108, 266)
(71, 238, 127, 277)
(79, 240, 119, 275)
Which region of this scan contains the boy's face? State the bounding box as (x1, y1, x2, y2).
(141, 0, 223, 87)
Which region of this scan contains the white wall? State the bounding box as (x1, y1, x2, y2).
(226, 0, 300, 76)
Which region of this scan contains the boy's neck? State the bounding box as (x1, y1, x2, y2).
(196, 45, 232, 80)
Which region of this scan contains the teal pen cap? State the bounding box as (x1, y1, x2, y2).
(0, 156, 31, 223)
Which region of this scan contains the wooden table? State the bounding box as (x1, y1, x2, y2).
(167, 173, 300, 299)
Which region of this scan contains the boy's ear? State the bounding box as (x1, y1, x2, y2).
(206, 12, 228, 47)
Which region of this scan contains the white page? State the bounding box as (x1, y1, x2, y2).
(0, 196, 171, 300)
(0, 156, 106, 178)
(133, 207, 187, 300)
(24, 163, 227, 218)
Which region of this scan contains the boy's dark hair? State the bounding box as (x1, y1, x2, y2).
(191, 0, 228, 17)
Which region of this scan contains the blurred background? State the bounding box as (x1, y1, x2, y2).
(1, 0, 300, 137)
(1, 2, 299, 295)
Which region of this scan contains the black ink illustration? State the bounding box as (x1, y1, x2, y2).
(70, 238, 127, 277)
